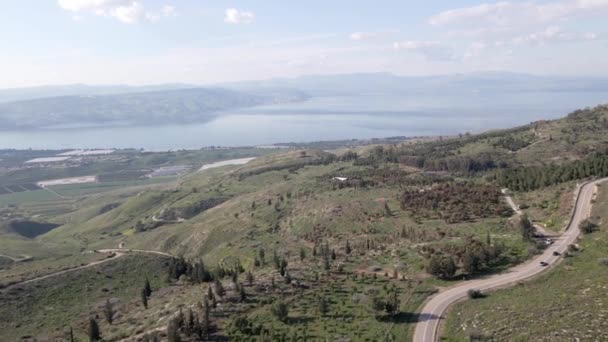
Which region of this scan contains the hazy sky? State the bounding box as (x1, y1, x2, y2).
(2, 0, 608, 87)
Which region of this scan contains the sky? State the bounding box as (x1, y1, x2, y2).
(1, 0, 608, 87)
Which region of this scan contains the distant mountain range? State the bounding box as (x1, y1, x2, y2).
(0, 87, 308, 130)
(221, 72, 608, 96)
(0, 72, 607, 130)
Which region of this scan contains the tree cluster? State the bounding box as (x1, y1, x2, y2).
(496, 153, 608, 191)
(399, 183, 511, 223)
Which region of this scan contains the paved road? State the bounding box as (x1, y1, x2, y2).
(413, 178, 607, 342)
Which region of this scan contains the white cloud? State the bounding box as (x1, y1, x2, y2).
(513, 26, 598, 45)
(430, 0, 608, 28)
(224, 8, 255, 24)
(350, 32, 378, 41)
(463, 41, 487, 59)
(58, 0, 176, 24)
(112, 2, 144, 23)
(58, 0, 131, 12)
(393, 41, 455, 61)
(349, 30, 400, 41)
(161, 5, 176, 17)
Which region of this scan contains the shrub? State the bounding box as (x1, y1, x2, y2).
(467, 289, 484, 299)
(271, 300, 289, 323)
(580, 219, 598, 234)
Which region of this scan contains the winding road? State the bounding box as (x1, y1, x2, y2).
(3, 248, 173, 289)
(413, 178, 607, 342)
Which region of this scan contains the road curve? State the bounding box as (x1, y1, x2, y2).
(4, 249, 173, 289)
(413, 178, 607, 342)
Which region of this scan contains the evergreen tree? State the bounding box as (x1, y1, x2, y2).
(246, 271, 254, 285)
(273, 250, 280, 269)
(384, 288, 400, 316)
(103, 299, 114, 324)
(186, 308, 195, 336)
(207, 286, 214, 301)
(239, 283, 247, 302)
(88, 318, 101, 342)
(167, 318, 181, 342)
(317, 295, 330, 316)
(427, 254, 456, 279)
(214, 278, 225, 297)
(331, 249, 337, 260)
(299, 247, 306, 261)
(144, 278, 152, 297)
(323, 253, 331, 270)
(69, 326, 74, 342)
(384, 202, 392, 217)
(279, 258, 288, 276)
(345, 240, 352, 255)
(141, 288, 148, 309)
(271, 300, 289, 323)
(202, 298, 210, 337)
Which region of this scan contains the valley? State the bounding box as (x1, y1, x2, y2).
(1, 105, 608, 341)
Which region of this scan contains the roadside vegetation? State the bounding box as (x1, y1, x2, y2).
(443, 183, 608, 341)
(1, 105, 608, 340)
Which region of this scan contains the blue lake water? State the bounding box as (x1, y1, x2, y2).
(0, 92, 606, 149)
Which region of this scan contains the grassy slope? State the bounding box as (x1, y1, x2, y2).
(443, 183, 608, 341)
(0, 254, 170, 341)
(3, 106, 608, 340)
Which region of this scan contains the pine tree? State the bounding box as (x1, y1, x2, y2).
(144, 278, 152, 297)
(273, 250, 280, 269)
(103, 299, 114, 324)
(323, 253, 330, 270)
(214, 278, 225, 297)
(284, 271, 292, 285)
(186, 308, 195, 335)
(207, 286, 214, 301)
(279, 258, 288, 276)
(141, 288, 148, 309)
(88, 318, 101, 342)
(345, 240, 352, 255)
(69, 326, 74, 342)
(299, 247, 306, 261)
(202, 298, 210, 337)
(167, 318, 181, 342)
(384, 202, 392, 217)
(246, 271, 254, 285)
(271, 300, 289, 323)
(331, 249, 337, 260)
(239, 283, 247, 302)
(317, 295, 329, 316)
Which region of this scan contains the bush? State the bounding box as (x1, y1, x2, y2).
(580, 219, 598, 234)
(271, 300, 289, 323)
(467, 289, 485, 299)
(598, 258, 608, 266)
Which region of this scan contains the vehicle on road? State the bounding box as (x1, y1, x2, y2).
(553, 251, 560, 256)
(540, 261, 549, 266)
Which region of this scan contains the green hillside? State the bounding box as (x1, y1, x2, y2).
(2, 105, 608, 341)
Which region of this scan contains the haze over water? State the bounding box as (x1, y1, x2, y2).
(1, 91, 606, 150)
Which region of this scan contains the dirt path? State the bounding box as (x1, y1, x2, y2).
(0, 253, 32, 262)
(4, 249, 173, 289)
(502, 188, 554, 236)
